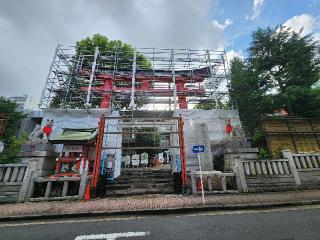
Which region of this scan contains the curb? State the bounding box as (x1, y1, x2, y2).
(1, 199, 320, 222)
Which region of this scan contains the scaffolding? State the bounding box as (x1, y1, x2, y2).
(39, 45, 229, 110)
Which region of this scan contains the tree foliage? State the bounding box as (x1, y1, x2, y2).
(0, 135, 27, 163)
(135, 127, 161, 165)
(76, 34, 151, 69)
(0, 97, 25, 139)
(229, 26, 320, 146)
(0, 97, 26, 163)
(194, 101, 231, 110)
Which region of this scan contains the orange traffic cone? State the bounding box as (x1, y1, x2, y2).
(84, 185, 91, 201)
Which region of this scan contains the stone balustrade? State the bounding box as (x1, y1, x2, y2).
(0, 164, 28, 183)
(188, 170, 238, 194)
(242, 159, 291, 176)
(291, 153, 320, 170)
(0, 164, 28, 202)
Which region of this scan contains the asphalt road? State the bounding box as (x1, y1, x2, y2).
(1, 205, 320, 240)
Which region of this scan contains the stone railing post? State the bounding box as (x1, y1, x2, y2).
(78, 169, 88, 200)
(18, 159, 38, 202)
(190, 169, 197, 195)
(233, 154, 248, 192)
(282, 150, 301, 186)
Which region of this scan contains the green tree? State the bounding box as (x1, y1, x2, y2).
(247, 26, 320, 115)
(76, 34, 151, 69)
(135, 127, 161, 165)
(0, 97, 26, 163)
(0, 97, 25, 139)
(229, 26, 320, 146)
(194, 101, 231, 110)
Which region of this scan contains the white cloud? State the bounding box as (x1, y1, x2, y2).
(212, 18, 233, 30)
(283, 13, 320, 40)
(0, 0, 227, 98)
(247, 0, 264, 20)
(226, 50, 243, 68)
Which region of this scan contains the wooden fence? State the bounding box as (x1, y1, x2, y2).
(262, 117, 320, 157)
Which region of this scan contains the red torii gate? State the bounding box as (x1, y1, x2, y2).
(80, 67, 209, 109)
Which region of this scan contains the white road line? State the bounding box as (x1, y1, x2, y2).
(74, 231, 150, 240)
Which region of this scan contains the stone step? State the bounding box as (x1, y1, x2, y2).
(115, 175, 173, 180)
(103, 168, 174, 196)
(121, 169, 172, 173)
(0, 193, 19, 203)
(114, 173, 173, 179)
(121, 171, 172, 176)
(106, 182, 174, 191)
(112, 178, 174, 184)
(105, 188, 174, 196)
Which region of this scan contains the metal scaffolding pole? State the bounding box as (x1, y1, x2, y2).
(39, 46, 229, 110)
(129, 49, 137, 109)
(85, 47, 99, 108)
(171, 48, 177, 110)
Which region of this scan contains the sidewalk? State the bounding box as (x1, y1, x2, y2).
(1, 190, 320, 220)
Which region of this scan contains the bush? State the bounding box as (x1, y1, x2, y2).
(0, 134, 28, 163)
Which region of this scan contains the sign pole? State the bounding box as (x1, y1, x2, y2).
(197, 153, 205, 205)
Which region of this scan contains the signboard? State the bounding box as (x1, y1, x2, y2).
(192, 145, 205, 153)
(193, 144, 205, 204)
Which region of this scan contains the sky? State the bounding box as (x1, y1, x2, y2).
(0, 0, 319, 99)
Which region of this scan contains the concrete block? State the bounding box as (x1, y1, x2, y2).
(224, 147, 259, 154)
(20, 143, 55, 152)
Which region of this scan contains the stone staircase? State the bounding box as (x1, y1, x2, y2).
(105, 168, 174, 196)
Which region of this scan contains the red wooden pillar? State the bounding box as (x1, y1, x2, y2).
(178, 117, 187, 186)
(176, 81, 187, 109)
(178, 96, 187, 109)
(92, 116, 105, 188)
(100, 79, 113, 108)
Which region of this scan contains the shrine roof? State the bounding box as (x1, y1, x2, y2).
(50, 128, 97, 144)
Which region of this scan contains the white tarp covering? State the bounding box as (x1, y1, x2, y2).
(42, 109, 122, 178)
(102, 111, 122, 178)
(174, 109, 241, 171)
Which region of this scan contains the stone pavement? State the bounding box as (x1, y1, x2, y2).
(1, 190, 320, 218)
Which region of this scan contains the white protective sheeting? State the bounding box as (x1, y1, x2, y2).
(174, 109, 241, 171)
(102, 111, 122, 178)
(42, 109, 122, 178)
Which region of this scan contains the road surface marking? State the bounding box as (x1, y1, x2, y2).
(74, 231, 150, 240)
